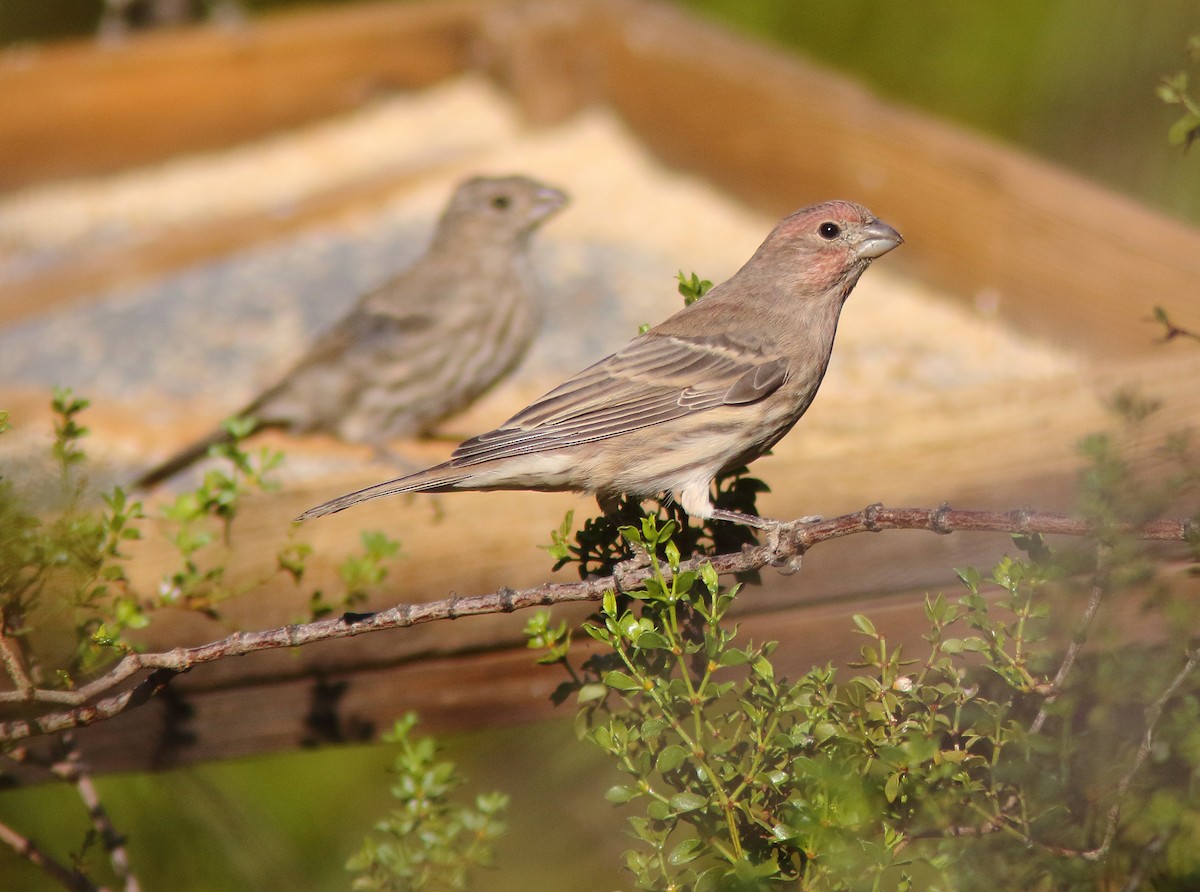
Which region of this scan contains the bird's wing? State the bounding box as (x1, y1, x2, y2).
(246, 303, 441, 408)
(307, 305, 444, 369)
(449, 332, 787, 465)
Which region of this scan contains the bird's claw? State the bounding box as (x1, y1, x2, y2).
(765, 519, 809, 575)
(770, 553, 804, 575)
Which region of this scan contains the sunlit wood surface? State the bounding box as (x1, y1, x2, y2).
(2, 0, 1198, 774)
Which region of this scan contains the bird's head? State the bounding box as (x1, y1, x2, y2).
(438, 175, 569, 246)
(754, 200, 903, 299)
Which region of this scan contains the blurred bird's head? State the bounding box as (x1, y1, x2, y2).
(438, 174, 569, 246)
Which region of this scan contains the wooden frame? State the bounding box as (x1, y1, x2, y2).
(2, 0, 1198, 772)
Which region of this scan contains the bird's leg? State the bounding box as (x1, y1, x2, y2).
(596, 492, 623, 517)
(708, 508, 820, 575)
(707, 507, 775, 529)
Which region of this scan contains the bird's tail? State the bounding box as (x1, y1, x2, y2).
(132, 427, 238, 490)
(296, 463, 469, 521)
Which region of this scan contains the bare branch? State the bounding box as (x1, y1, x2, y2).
(0, 504, 1193, 743)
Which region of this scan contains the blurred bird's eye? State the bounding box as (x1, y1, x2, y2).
(491, 195, 512, 210)
(818, 222, 841, 239)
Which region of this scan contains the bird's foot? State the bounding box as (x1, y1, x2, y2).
(761, 515, 821, 575)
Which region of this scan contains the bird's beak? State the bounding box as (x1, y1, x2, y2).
(856, 218, 903, 260)
(535, 186, 569, 218)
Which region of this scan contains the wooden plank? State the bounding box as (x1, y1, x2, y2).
(22, 557, 1197, 777)
(7, 351, 1196, 772)
(6, 0, 1198, 359)
(0, 162, 453, 327)
(0, 0, 485, 191)
(493, 0, 1200, 358)
(4, 0, 1200, 772)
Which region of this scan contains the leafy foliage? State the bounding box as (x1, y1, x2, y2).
(542, 466, 766, 581)
(1158, 35, 1200, 151)
(347, 713, 508, 892)
(528, 402, 1200, 890)
(0, 392, 401, 692)
(676, 270, 714, 305)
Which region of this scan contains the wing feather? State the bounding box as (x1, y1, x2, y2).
(450, 332, 787, 466)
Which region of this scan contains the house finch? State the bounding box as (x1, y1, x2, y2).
(134, 174, 568, 489)
(298, 200, 902, 528)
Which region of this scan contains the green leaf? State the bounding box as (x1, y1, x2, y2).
(618, 525, 643, 546)
(667, 836, 704, 865)
(751, 655, 774, 682)
(656, 745, 688, 774)
(641, 717, 668, 739)
(852, 613, 877, 636)
(582, 622, 612, 644)
(664, 539, 681, 570)
(1168, 110, 1200, 149)
(577, 683, 607, 704)
(602, 589, 617, 618)
(884, 772, 901, 803)
(632, 630, 671, 651)
(603, 670, 641, 692)
(605, 784, 640, 804)
(669, 792, 707, 813)
(812, 722, 840, 744)
(719, 648, 751, 667)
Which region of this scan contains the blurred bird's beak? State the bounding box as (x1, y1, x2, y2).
(535, 186, 569, 218)
(856, 219, 903, 260)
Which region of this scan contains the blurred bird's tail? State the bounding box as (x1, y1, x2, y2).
(296, 463, 469, 521)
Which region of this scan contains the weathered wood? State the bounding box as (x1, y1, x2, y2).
(19, 557, 1197, 777)
(2, 0, 1199, 772)
(484, 0, 1200, 358)
(7, 351, 1198, 772)
(5, 0, 1198, 354)
(0, 0, 485, 191)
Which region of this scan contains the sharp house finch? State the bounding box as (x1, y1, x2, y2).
(298, 200, 902, 529)
(134, 175, 568, 490)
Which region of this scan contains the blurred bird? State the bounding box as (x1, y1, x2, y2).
(298, 200, 901, 528)
(134, 174, 568, 490)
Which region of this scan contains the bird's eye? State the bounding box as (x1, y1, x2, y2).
(491, 195, 511, 210)
(818, 222, 841, 239)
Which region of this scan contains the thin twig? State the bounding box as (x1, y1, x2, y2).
(0, 817, 97, 891)
(1120, 831, 1167, 892)
(0, 634, 33, 698)
(1152, 306, 1200, 343)
(1029, 543, 1111, 735)
(50, 734, 140, 892)
(0, 505, 1193, 743)
(1078, 648, 1199, 862)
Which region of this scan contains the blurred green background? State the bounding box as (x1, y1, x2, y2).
(0, 719, 625, 890)
(681, 0, 1200, 224)
(1, 1, 1198, 888)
